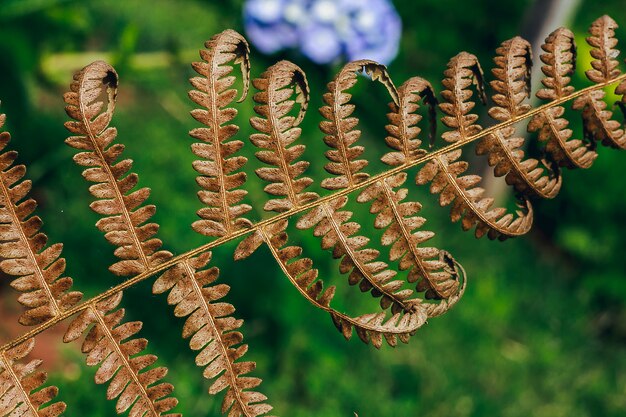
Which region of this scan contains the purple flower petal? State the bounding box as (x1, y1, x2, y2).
(245, 0, 286, 24)
(245, 20, 299, 53)
(311, 0, 340, 24)
(300, 24, 343, 64)
(283, 1, 308, 25)
(346, 10, 401, 65)
(242, 0, 402, 65)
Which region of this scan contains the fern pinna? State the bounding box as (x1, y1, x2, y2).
(0, 14, 625, 416)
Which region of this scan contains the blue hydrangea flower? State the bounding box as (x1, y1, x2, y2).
(243, 0, 402, 65)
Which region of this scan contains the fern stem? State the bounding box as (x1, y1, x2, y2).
(258, 226, 422, 335)
(2, 72, 625, 353)
(206, 69, 234, 235)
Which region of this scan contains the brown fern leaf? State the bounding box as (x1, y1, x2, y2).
(420, 259, 467, 320)
(63, 61, 173, 276)
(259, 219, 428, 348)
(585, 15, 621, 83)
(476, 37, 562, 199)
(417, 149, 534, 239)
(250, 60, 318, 213)
(377, 83, 463, 303)
(160, 77, 276, 408)
(189, 30, 254, 237)
(64, 292, 179, 417)
(153, 253, 272, 417)
(296, 194, 421, 315)
(573, 16, 626, 149)
(0, 338, 65, 417)
(319, 60, 399, 190)
(357, 173, 461, 302)
(533, 28, 577, 100)
(382, 77, 436, 165)
(0, 113, 82, 326)
(529, 28, 598, 168)
(439, 52, 486, 143)
(417, 52, 533, 239)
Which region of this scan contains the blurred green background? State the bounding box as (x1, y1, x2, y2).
(1, 0, 626, 416)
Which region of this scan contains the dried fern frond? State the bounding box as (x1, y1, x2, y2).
(64, 61, 173, 276)
(64, 292, 179, 417)
(297, 194, 420, 315)
(2, 14, 626, 417)
(236, 60, 317, 255)
(260, 220, 427, 348)
(0, 338, 65, 417)
(585, 15, 621, 83)
(573, 15, 626, 149)
(417, 52, 533, 239)
(250, 60, 318, 212)
(439, 52, 487, 143)
(64, 59, 272, 417)
(320, 60, 399, 190)
(529, 28, 598, 168)
(153, 254, 272, 417)
(0, 113, 82, 325)
(374, 80, 463, 303)
(64, 62, 182, 416)
(357, 173, 461, 302)
(189, 30, 254, 237)
(383, 77, 437, 165)
(476, 37, 562, 199)
(244, 60, 454, 330)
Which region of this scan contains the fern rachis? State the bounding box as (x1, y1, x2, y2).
(0, 14, 625, 416)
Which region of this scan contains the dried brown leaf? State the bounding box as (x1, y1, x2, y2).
(0, 113, 82, 326)
(64, 293, 180, 417)
(64, 61, 173, 276)
(477, 36, 562, 199)
(530, 28, 598, 168)
(296, 194, 421, 314)
(573, 16, 626, 149)
(439, 52, 486, 143)
(585, 15, 621, 83)
(153, 254, 272, 417)
(250, 60, 318, 214)
(0, 338, 65, 417)
(320, 60, 399, 190)
(418, 53, 533, 239)
(262, 219, 427, 348)
(383, 77, 436, 165)
(190, 30, 254, 237)
(4, 16, 626, 416)
(357, 173, 462, 303)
